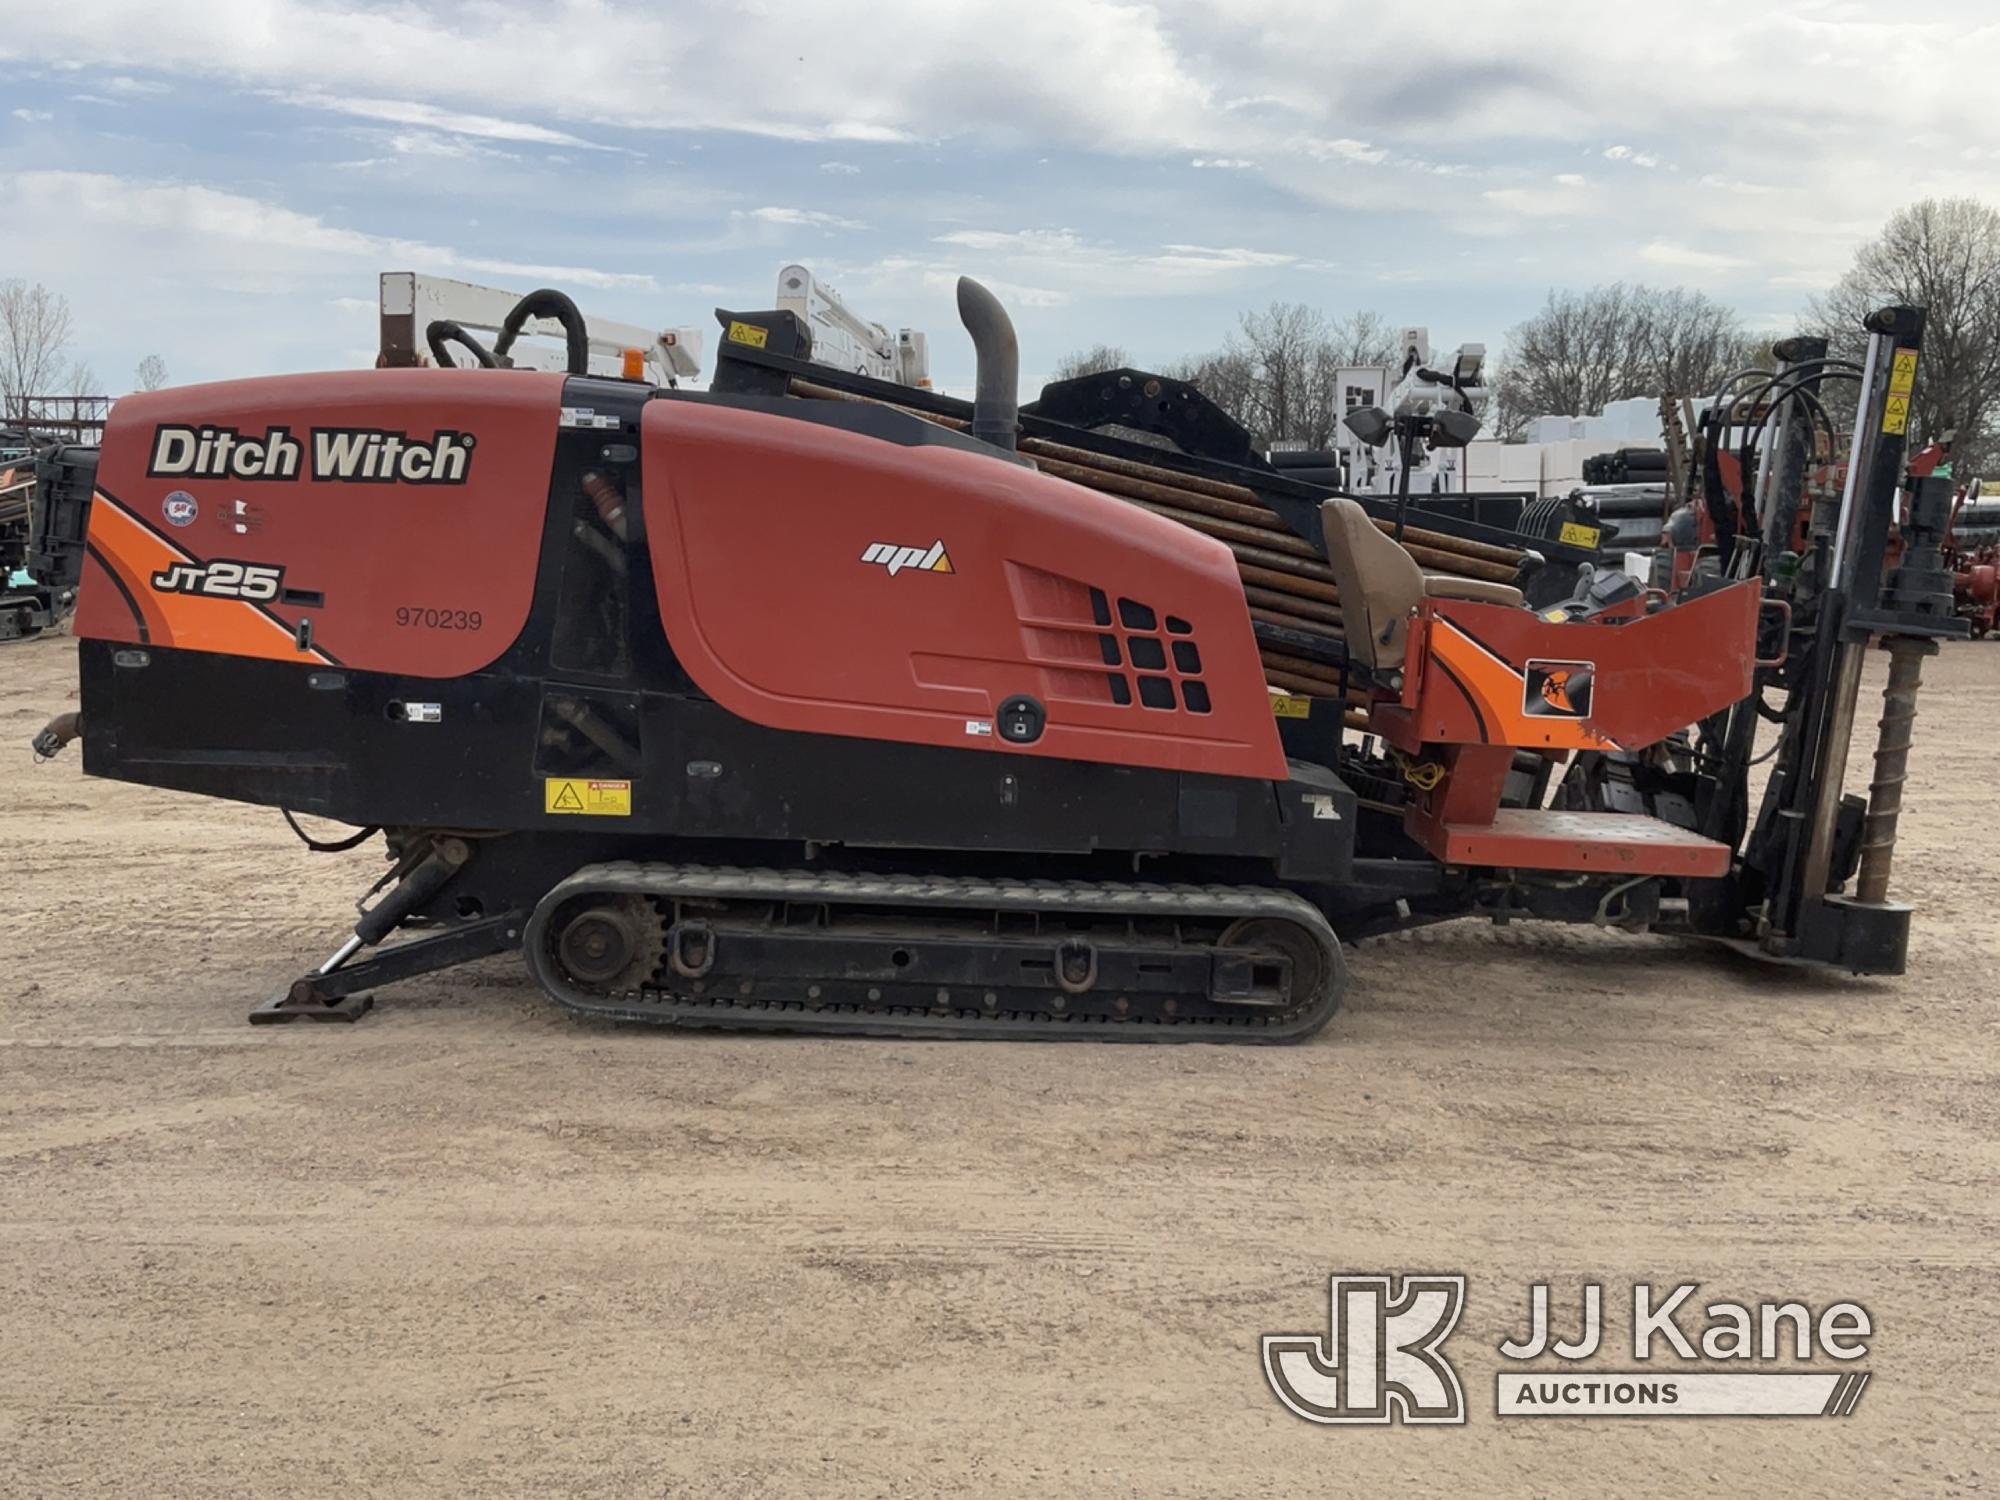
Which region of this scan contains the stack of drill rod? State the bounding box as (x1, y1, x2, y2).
(787, 377, 1525, 701)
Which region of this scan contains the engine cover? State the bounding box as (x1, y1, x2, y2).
(640, 399, 1285, 780)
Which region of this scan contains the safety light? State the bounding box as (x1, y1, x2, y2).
(1342, 405, 1393, 448)
(1431, 408, 1482, 447)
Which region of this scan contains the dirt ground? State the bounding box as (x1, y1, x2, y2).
(1, 631, 1995, 1498)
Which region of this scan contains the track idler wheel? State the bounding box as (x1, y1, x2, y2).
(553, 898, 654, 990)
(1216, 916, 1330, 1008)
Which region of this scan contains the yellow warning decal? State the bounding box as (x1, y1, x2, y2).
(545, 778, 632, 816)
(726, 320, 769, 349)
(1558, 521, 1601, 549)
(1884, 348, 1919, 435)
(1270, 693, 1313, 719)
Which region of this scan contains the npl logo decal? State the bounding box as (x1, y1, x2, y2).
(860, 539, 954, 576)
(1262, 1274, 1467, 1424)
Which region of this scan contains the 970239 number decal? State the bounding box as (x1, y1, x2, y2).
(396, 606, 483, 631)
(151, 560, 284, 601)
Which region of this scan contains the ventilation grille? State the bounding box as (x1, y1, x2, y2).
(1090, 587, 1208, 714)
(1003, 563, 1209, 715)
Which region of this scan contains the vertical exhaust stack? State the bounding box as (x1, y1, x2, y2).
(956, 276, 1019, 453)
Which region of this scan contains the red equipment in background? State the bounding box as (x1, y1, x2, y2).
(1946, 482, 1998, 637)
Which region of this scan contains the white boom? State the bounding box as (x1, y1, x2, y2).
(775, 265, 930, 388)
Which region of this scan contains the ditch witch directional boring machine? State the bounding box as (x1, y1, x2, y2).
(32, 282, 1961, 1038)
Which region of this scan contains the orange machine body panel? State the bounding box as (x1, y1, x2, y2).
(640, 400, 1287, 780)
(77, 370, 564, 676)
(1388, 580, 1763, 754)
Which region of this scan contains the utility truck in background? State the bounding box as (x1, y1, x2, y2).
(1328, 327, 1487, 498)
(377, 272, 707, 385)
(377, 266, 933, 392)
(774, 264, 930, 388)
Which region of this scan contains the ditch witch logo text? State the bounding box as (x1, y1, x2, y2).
(1263, 1277, 1872, 1424)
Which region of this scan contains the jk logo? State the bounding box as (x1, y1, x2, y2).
(1263, 1274, 1467, 1425)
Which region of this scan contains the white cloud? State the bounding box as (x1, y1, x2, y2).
(915, 269, 1068, 307)
(1640, 241, 1748, 273)
(10, 108, 53, 122)
(1482, 184, 1587, 218)
(1604, 144, 1662, 169)
(5, 1, 1999, 391)
(275, 91, 620, 152)
(741, 206, 868, 230)
(1304, 137, 1388, 165)
(924, 227, 1297, 296)
(2, 170, 656, 293)
(1696, 174, 1775, 195)
(935, 228, 1085, 254)
(1152, 244, 1295, 272)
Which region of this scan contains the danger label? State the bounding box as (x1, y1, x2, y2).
(544, 778, 632, 816)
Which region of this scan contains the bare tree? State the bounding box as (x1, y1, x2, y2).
(1157, 304, 1396, 446)
(1048, 344, 1130, 382)
(1325, 309, 1397, 368)
(1160, 348, 1259, 435)
(1807, 197, 2000, 473)
(134, 354, 169, 392)
(1231, 303, 1331, 446)
(1493, 283, 1757, 439)
(0, 280, 79, 412)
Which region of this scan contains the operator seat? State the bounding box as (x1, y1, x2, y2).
(1319, 498, 1524, 670)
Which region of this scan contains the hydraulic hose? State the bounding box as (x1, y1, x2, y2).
(425, 319, 498, 370)
(494, 289, 590, 376)
(1728, 364, 1861, 525)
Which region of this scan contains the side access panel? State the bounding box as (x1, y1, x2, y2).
(638, 399, 1286, 780)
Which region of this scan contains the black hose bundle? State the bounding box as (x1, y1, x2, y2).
(425, 319, 498, 370)
(494, 288, 590, 376)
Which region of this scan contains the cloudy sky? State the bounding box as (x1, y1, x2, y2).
(3, 1, 1996, 397)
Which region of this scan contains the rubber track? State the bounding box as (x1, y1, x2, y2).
(523, 862, 1346, 1043)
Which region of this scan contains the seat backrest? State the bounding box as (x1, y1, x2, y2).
(1319, 498, 1425, 670)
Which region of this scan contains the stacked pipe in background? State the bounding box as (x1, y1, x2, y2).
(1581, 447, 1669, 486)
